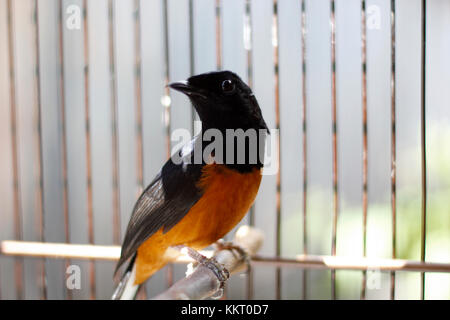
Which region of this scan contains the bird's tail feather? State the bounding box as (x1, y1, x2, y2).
(112, 257, 140, 300)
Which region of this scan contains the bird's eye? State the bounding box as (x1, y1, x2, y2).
(221, 80, 235, 94)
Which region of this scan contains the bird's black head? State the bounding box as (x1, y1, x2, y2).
(169, 71, 268, 132)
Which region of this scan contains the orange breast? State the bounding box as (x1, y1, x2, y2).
(134, 164, 262, 284)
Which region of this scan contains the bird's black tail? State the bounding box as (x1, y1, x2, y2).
(111, 254, 140, 300)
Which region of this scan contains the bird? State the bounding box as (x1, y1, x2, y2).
(112, 70, 268, 300)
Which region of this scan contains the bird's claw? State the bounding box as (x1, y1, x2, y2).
(197, 256, 229, 299)
(214, 240, 251, 273)
(173, 245, 229, 299)
(203, 256, 230, 282)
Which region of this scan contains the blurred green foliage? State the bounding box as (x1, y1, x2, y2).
(280, 123, 449, 299)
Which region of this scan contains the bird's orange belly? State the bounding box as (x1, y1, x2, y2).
(134, 164, 262, 284)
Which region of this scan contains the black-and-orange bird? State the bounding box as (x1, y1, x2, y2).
(112, 71, 268, 299)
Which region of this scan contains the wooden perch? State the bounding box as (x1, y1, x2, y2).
(153, 225, 264, 300)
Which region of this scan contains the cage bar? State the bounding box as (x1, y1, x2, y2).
(244, 0, 255, 300)
(420, 0, 427, 301)
(3, 240, 450, 274)
(216, 0, 222, 70)
(6, 0, 24, 300)
(162, 0, 173, 288)
(300, 0, 308, 301)
(272, 0, 282, 301)
(389, 0, 397, 301)
(251, 255, 450, 273)
(215, 0, 227, 300)
(162, 0, 171, 160)
(360, 0, 369, 300)
(188, 0, 196, 131)
(82, 0, 96, 300)
(330, 0, 339, 300)
(33, 0, 47, 300)
(107, 0, 121, 249)
(134, 0, 144, 197)
(57, 0, 72, 301)
(133, 0, 147, 301)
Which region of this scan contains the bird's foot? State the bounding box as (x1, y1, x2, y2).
(201, 256, 230, 299)
(214, 239, 250, 273)
(173, 245, 229, 299)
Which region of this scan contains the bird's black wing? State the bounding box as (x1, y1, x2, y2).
(115, 138, 204, 274)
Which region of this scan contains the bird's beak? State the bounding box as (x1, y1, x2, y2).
(168, 81, 207, 99)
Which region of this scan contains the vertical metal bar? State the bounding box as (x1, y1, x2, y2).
(300, 0, 308, 301)
(82, 0, 96, 300)
(188, 0, 195, 132)
(6, 0, 23, 300)
(33, 0, 47, 300)
(134, 0, 144, 197)
(133, 0, 147, 300)
(57, 0, 72, 301)
(361, 0, 369, 300)
(108, 0, 121, 247)
(215, 0, 227, 300)
(108, 0, 126, 295)
(162, 0, 173, 288)
(162, 0, 171, 160)
(330, 0, 338, 300)
(215, 0, 222, 70)
(244, 0, 253, 92)
(389, 0, 397, 301)
(188, 0, 194, 77)
(420, 0, 427, 301)
(244, 0, 255, 300)
(272, 0, 282, 300)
